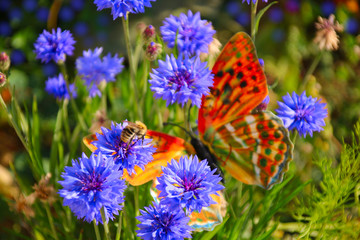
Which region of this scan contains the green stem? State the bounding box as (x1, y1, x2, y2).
(58, 62, 88, 131)
(251, 0, 259, 40)
(93, 220, 101, 240)
(45, 203, 59, 240)
(301, 51, 323, 91)
(115, 211, 123, 240)
(292, 131, 298, 145)
(50, 104, 63, 177)
(62, 100, 71, 142)
(101, 207, 111, 240)
(135, 186, 139, 218)
(122, 15, 142, 121)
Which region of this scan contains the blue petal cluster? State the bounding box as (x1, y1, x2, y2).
(93, 0, 156, 20)
(76, 47, 124, 97)
(92, 121, 156, 175)
(58, 153, 126, 224)
(160, 10, 216, 56)
(136, 202, 192, 240)
(156, 155, 224, 214)
(45, 73, 77, 100)
(242, 0, 268, 4)
(275, 91, 328, 137)
(34, 28, 75, 63)
(149, 54, 213, 107)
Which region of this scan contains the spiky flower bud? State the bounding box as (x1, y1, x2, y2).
(142, 25, 156, 42)
(0, 72, 7, 87)
(0, 52, 10, 72)
(145, 42, 162, 61)
(33, 173, 56, 203)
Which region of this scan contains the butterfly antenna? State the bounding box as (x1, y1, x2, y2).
(163, 122, 196, 138)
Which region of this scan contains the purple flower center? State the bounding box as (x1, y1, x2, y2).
(295, 107, 312, 121)
(81, 173, 103, 192)
(181, 176, 200, 192)
(168, 69, 193, 91)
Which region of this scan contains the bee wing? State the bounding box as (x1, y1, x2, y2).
(123, 130, 195, 186)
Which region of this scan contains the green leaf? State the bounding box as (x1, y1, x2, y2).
(254, 1, 278, 36)
(198, 217, 229, 240)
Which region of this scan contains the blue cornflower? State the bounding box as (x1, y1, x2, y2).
(242, 0, 268, 4)
(76, 47, 124, 97)
(136, 202, 192, 240)
(93, 0, 156, 20)
(58, 153, 126, 224)
(149, 54, 213, 107)
(275, 91, 328, 138)
(160, 10, 216, 56)
(92, 121, 156, 175)
(34, 28, 75, 64)
(45, 73, 77, 100)
(156, 155, 224, 214)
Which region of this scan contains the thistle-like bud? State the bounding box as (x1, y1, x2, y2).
(142, 25, 156, 42)
(145, 42, 162, 61)
(89, 109, 110, 133)
(0, 72, 7, 87)
(313, 14, 343, 51)
(0, 52, 10, 72)
(11, 193, 36, 218)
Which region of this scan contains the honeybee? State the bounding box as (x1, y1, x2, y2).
(121, 121, 148, 148)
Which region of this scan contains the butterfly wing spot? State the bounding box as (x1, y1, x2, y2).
(240, 81, 247, 88)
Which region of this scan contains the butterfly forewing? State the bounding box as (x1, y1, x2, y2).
(198, 32, 293, 189)
(198, 32, 268, 134)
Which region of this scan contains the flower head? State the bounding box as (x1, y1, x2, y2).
(58, 153, 126, 224)
(92, 121, 156, 175)
(156, 155, 224, 214)
(149, 54, 213, 107)
(314, 14, 343, 51)
(34, 28, 75, 63)
(160, 10, 216, 56)
(242, 0, 268, 4)
(275, 91, 328, 138)
(45, 73, 77, 100)
(254, 95, 270, 112)
(136, 202, 192, 240)
(93, 0, 156, 20)
(76, 47, 124, 97)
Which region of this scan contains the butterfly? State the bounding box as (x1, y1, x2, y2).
(84, 32, 293, 230)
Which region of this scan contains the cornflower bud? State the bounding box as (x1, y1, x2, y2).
(142, 25, 156, 42)
(145, 42, 162, 61)
(0, 72, 7, 87)
(33, 173, 56, 203)
(0, 52, 10, 72)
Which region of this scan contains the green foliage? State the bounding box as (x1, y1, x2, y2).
(294, 122, 360, 239)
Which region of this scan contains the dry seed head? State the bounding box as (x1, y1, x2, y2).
(313, 14, 343, 51)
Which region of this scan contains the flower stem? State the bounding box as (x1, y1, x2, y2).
(122, 15, 143, 121)
(101, 207, 111, 240)
(93, 220, 101, 240)
(58, 62, 88, 131)
(292, 131, 298, 145)
(135, 186, 139, 218)
(115, 211, 123, 240)
(301, 51, 324, 91)
(251, 0, 259, 40)
(45, 203, 59, 240)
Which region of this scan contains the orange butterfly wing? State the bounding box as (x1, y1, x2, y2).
(83, 130, 194, 186)
(198, 32, 293, 189)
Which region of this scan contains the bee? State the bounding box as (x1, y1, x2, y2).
(121, 121, 148, 149)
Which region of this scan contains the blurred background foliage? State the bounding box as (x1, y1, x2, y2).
(0, 0, 360, 239)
